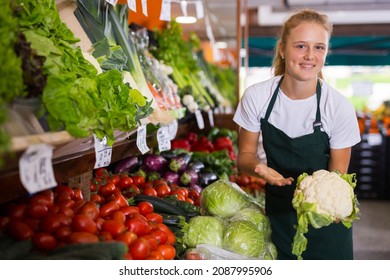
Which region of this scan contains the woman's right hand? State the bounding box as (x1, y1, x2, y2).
(254, 163, 294, 186)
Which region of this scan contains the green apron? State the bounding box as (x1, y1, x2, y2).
(260, 77, 353, 260)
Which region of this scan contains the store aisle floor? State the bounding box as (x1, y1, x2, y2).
(353, 199, 390, 260)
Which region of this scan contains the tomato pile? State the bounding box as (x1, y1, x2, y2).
(0, 170, 180, 260)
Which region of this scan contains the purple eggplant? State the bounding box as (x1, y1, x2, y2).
(143, 154, 168, 172)
(162, 171, 180, 185)
(198, 172, 218, 187)
(113, 156, 140, 173)
(180, 169, 199, 186)
(188, 182, 203, 193)
(187, 160, 205, 172)
(168, 153, 191, 173)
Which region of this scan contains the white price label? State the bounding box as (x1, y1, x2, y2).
(141, 0, 148, 16)
(207, 110, 214, 127)
(157, 126, 171, 152)
(94, 135, 112, 169)
(195, 109, 205, 130)
(106, 0, 118, 6)
(128, 0, 136, 11)
(19, 144, 57, 194)
(167, 120, 178, 140)
(160, 0, 171, 21)
(137, 125, 150, 154)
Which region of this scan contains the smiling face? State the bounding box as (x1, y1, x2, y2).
(281, 22, 329, 82)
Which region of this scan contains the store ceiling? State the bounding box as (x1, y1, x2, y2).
(171, 0, 390, 66)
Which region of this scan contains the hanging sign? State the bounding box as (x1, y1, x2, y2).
(137, 124, 150, 154)
(207, 110, 215, 127)
(19, 144, 57, 194)
(167, 119, 178, 140)
(94, 134, 112, 169)
(157, 125, 171, 152)
(160, 0, 171, 21)
(195, 1, 204, 19)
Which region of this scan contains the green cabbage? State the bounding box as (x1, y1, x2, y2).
(229, 206, 271, 238)
(182, 216, 225, 248)
(200, 179, 252, 218)
(222, 220, 267, 257)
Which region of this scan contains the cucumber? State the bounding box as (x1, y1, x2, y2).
(133, 195, 188, 217)
(0, 235, 33, 260)
(160, 213, 186, 226)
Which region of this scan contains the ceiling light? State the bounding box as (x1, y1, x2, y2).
(176, 16, 197, 24)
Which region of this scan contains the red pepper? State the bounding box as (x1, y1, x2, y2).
(185, 132, 198, 144)
(213, 136, 234, 152)
(171, 139, 191, 150)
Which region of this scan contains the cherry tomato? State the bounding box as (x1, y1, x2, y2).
(115, 231, 137, 246)
(142, 187, 158, 197)
(145, 212, 163, 223)
(146, 250, 164, 260)
(118, 176, 134, 189)
(66, 232, 99, 244)
(108, 174, 121, 185)
(30, 194, 54, 208)
(32, 232, 58, 252)
(102, 219, 126, 237)
(54, 185, 75, 199)
(55, 226, 72, 241)
(40, 213, 70, 233)
(129, 237, 151, 260)
(7, 220, 33, 240)
(98, 231, 113, 241)
(72, 214, 97, 234)
(111, 193, 129, 208)
(111, 210, 126, 224)
(73, 188, 84, 201)
(137, 201, 154, 216)
(90, 193, 105, 205)
(153, 179, 168, 188)
(122, 184, 140, 198)
(94, 167, 109, 178)
(131, 175, 145, 186)
(157, 244, 176, 260)
(142, 234, 158, 250)
(57, 199, 75, 209)
(26, 203, 49, 219)
(119, 206, 140, 217)
(58, 205, 74, 217)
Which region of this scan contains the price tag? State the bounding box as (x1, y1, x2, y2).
(106, 0, 118, 6)
(366, 133, 382, 146)
(207, 110, 215, 127)
(94, 134, 112, 169)
(157, 125, 171, 152)
(137, 125, 150, 154)
(19, 144, 57, 194)
(141, 0, 148, 16)
(167, 120, 178, 140)
(160, 0, 171, 21)
(127, 0, 136, 12)
(195, 109, 205, 130)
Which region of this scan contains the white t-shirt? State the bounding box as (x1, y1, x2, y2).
(233, 76, 361, 149)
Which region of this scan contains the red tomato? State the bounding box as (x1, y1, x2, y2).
(185, 197, 194, 204)
(120, 206, 140, 217)
(73, 188, 84, 201)
(115, 231, 137, 246)
(157, 244, 176, 260)
(40, 213, 71, 233)
(142, 234, 158, 250)
(30, 194, 54, 208)
(66, 232, 99, 244)
(111, 210, 126, 224)
(58, 205, 74, 217)
(72, 214, 97, 234)
(118, 176, 134, 189)
(108, 174, 121, 185)
(153, 179, 168, 188)
(131, 175, 145, 186)
(111, 193, 129, 208)
(90, 193, 105, 205)
(0, 216, 10, 230)
(151, 229, 168, 245)
(54, 185, 75, 199)
(32, 232, 58, 252)
(125, 215, 151, 236)
(155, 184, 171, 197)
(142, 187, 158, 197)
(57, 199, 75, 209)
(129, 238, 151, 260)
(94, 167, 109, 178)
(146, 250, 164, 260)
(101, 220, 126, 237)
(99, 200, 120, 217)
(145, 212, 163, 223)
(7, 204, 27, 219)
(122, 184, 140, 198)
(98, 231, 113, 241)
(55, 226, 72, 241)
(7, 220, 33, 240)
(78, 201, 99, 221)
(24, 218, 40, 231)
(137, 201, 154, 215)
(26, 203, 49, 219)
(99, 182, 117, 197)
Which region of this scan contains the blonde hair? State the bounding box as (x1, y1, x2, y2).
(272, 9, 333, 78)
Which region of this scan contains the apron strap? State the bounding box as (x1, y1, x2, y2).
(313, 80, 322, 132)
(264, 76, 284, 121)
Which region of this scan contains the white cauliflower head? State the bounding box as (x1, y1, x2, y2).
(296, 169, 353, 219)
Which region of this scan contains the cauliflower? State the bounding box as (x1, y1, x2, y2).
(291, 169, 360, 259)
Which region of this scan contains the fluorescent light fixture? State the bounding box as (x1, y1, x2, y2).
(215, 41, 228, 49)
(176, 16, 197, 24)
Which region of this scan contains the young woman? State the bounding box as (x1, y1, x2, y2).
(233, 9, 361, 259)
